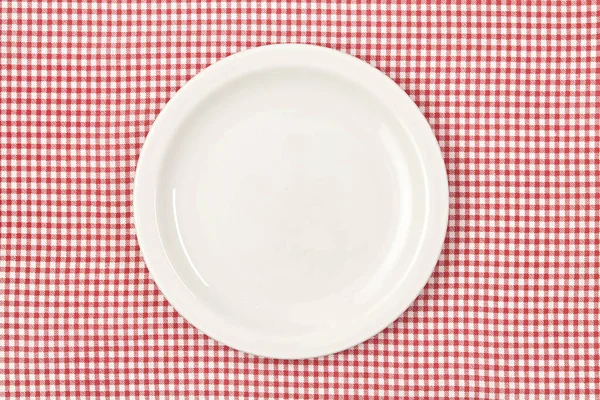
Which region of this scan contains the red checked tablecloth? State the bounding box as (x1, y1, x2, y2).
(1, 1, 599, 398)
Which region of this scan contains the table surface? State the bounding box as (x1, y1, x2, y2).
(1, 1, 598, 399)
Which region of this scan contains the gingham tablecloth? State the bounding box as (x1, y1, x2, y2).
(1, 1, 599, 398)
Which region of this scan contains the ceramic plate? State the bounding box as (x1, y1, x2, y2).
(134, 44, 448, 359)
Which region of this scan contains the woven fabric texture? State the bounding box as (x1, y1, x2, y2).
(1, 1, 599, 398)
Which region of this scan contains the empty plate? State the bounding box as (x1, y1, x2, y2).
(134, 44, 448, 359)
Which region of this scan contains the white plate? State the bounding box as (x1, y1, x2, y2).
(134, 44, 448, 359)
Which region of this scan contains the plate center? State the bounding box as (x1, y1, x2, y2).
(175, 108, 403, 302)
(155, 68, 417, 331)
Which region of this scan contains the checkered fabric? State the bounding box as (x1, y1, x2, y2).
(1, 1, 599, 398)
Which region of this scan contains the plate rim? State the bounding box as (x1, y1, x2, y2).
(134, 44, 449, 359)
